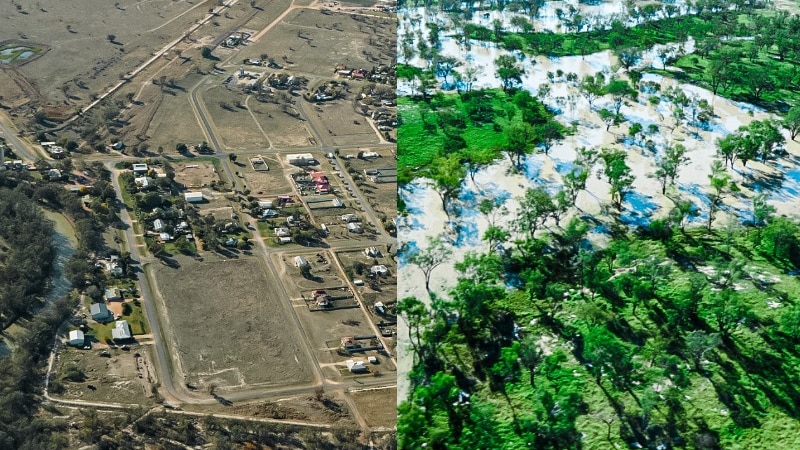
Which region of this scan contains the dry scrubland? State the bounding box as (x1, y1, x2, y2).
(350, 387, 397, 428)
(235, 8, 395, 78)
(152, 256, 313, 390)
(52, 346, 157, 406)
(0, 0, 207, 106)
(247, 98, 314, 148)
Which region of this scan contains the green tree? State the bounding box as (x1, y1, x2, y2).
(600, 148, 635, 210)
(495, 54, 525, 91)
(408, 235, 452, 294)
(427, 154, 466, 217)
(514, 186, 556, 238)
(782, 105, 800, 141)
(502, 122, 537, 168)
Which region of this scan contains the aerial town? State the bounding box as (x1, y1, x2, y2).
(0, 0, 396, 447)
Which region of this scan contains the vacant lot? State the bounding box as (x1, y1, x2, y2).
(201, 85, 269, 150)
(51, 346, 157, 406)
(237, 155, 293, 195)
(247, 97, 314, 147)
(151, 255, 313, 390)
(138, 74, 206, 152)
(306, 100, 380, 146)
(350, 387, 397, 428)
(173, 161, 219, 188)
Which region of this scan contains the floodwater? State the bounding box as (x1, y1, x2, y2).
(0, 210, 76, 356)
(41, 210, 78, 305)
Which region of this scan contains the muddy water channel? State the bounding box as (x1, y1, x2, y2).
(40, 210, 77, 306)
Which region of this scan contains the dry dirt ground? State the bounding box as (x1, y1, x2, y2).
(305, 99, 381, 146)
(51, 346, 157, 406)
(202, 85, 269, 150)
(350, 387, 397, 429)
(247, 96, 314, 148)
(172, 161, 219, 188)
(235, 8, 395, 78)
(237, 155, 294, 195)
(151, 255, 314, 390)
(135, 74, 207, 152)
(0, 0, 210, 107)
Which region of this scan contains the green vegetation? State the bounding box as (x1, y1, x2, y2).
(399, 209, 800, 449)
(398, 88, 564, 184)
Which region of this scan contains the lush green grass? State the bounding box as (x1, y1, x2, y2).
(122, 300, 148, 335)
(669, 48, 800, 111)
(398, 89, 524, 183)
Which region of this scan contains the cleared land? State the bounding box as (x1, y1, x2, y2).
(350, 387, 397, 429)
(306, 100, 381, 146)
(201, 85, 270, 150)
(51, 346, 157, 406)
(238, 155, 293, 195)
(247, 97, 314, 147)
(151, 255, 314, 390)
(173, 160, 219, 188)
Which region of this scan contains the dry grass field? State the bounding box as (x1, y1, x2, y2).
(306, 100, 381, 146)
(51, 346, 157, 406)
(236, 9, 395, 78)
(247, 97, 314, 148)
(138, 75, 207, 152)
(201, 85, 269, 150)
(237, 155, 294, 195)
(350, 387, 397, 429)
(0, 0, 209, 106)
(151, 256, 314, 390)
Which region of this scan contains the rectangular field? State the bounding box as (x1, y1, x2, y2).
(248, 98, 314, 148)
(151, 255, 314, 390)
(201, 86, 268, 150)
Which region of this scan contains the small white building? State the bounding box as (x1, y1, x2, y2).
(341, 214, 359, 223)
(68, 330, 85, 347)
(184, 191, 204, 203)
(346, 359, 368, 373)
(286, 153, 316, 165)
(360, 151, 380, 159)
(278, 236, 292, 244)
(112, 320, 132, 340)
(346, 222, 362, 233)
(274, 227, 290, 237)
(364, 247, 381, 258)
(370, 265, 389, 276)
(294, 256, 308, 267)
(132, 163, 148, 174)
(159, 232, 172, 242)
(258, 200, 274, 209)
(153, 219, 165, 232)
(261, 209, 278, 218)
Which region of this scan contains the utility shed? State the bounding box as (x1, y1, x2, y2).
(68, 330, 85, 347)
(184, 191, 204, 203)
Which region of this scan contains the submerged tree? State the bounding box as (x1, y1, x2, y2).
(408, 235, 453, 294)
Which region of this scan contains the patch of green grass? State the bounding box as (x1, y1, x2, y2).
(397, 89, 525, 183)
(122, 301, 148, 335)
